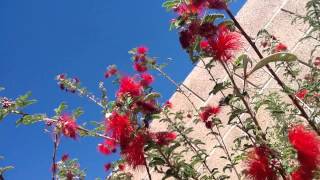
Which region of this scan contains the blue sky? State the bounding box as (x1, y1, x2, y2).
(0, 0, 245, 179)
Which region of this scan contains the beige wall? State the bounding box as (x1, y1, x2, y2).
(133, 0, 318, 179)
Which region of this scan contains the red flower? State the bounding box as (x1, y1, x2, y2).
(137, 46, 148, 55)
(104, 163, 112, 171)
(59, 114, 78, 139)
(61, 154, 69, 162)
(291, 167, 313, 180)
(106, 112, 133, 145)
(153, 132, 177, 146)
(295, 89, 308, 99)
(199, 106, 220, 121)
(289, 125, 320, 170)
(66, 172, 74, 180)
(104, 65, 118, 78)
(133, 62, 148, 72)
(140, 73, 154, 87)
(209, 25, 241, 62)
(117, 76, 143, 98)
(245, 146, 277, 180)
(118, 164, 125, 171)
(164, 101, 173, 109)
(98, 139, 117, 155)
(273, 43, 287, 52)
(200, 40, 209, 49)
(207, 0, 227, 9)
(174, 2, 203, 16)
(121, 133, 146, 168)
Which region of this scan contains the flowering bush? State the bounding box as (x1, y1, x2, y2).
(1, 0, 320, 180)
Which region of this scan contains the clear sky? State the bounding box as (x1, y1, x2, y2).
(0, 0, 246, 179)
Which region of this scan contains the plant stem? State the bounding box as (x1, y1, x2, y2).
(225, 8, 320, 135)
(164, 113, 213, 174)
(220, 61, 265, 139)
(52, 133, 59, 180)
(144, 157, 152, 180)
(156, 146, 183, 180)
(214, 126, 241, 180)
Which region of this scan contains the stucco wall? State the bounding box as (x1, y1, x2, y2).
(133, 0, 319, 179)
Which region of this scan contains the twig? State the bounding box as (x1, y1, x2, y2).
(52, 133, 59, 180)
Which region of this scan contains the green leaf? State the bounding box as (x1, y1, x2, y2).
(15, 92, 37, 108)
(16, 114, 45, 125)
(0, 166, 14, 174)
(144, 92, 161, 101)
(209, 81, 231, 95)
(202, 14, 224, 24)
(54, 102, 68, 116)
(247, 53, 297, 77)
(162, 0, 179, 10)
(238, 54, 252, 76)
(0, 109, 8, 122)
(72, 107, 84, 119)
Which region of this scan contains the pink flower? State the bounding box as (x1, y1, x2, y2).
(140, 73, 154, 87)
(104, 163, 112, 171)
(314, 57, 320, 66)
(296, 89, 308, 99)
(164, 101, 173, 109)
(137, 46, 148, 55)
(61, 154, 69, 162)
(200, 40, 209, 49)
(121, 133, 146, 168)
(209, 25, 241, 62)
(117, 76, 143, 98)
(153, 132, 177, 146)
(274, 43, 287, 52)
(244, 146, 277, 180)
(98, 139, 117, 155)
(59, 114, 78, 139)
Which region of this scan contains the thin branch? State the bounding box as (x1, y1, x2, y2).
(52, 133, 59, 180)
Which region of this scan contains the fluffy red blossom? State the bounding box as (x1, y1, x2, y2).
(140, 73, 154, 87)
(199, 106, 221, 121)
(117, 76, 143, 98)
(118, 164, 125, 171)
(59, 114, 78, 139)
(245, 146, 277, 180)
(61, 154, 69, 162)
(133, 62, 148, 72)
(289, 125, 320, 170)
(98, 143, 111, 155)
(121, 133, 146, 168)
(104, 163, 112, 171)
(200, 40, 209, 49)
(104, 65, 118, 78)
(209, 25, 241, 62)
(153, 132, 177, 146)
(106, 112, 133, 147)
(207, 0, 227, 9)
(164, 101, 173, 109)
(137, 46, 148, 55)
(295, 89, 308, 99)
(274, 43, 287, 52)
(291, 167, 313, 180)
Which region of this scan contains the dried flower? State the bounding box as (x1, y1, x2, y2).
(104, 163, 112, 171)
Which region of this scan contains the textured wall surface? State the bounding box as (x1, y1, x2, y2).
(133, 0, 319, 179)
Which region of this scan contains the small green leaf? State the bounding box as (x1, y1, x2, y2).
(144, 92, 161, 101)
(202, 14, 224, 24)
(54, 102, 68, 116)
(16, 114, 45, 125)
(247, 53, 297, 77)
